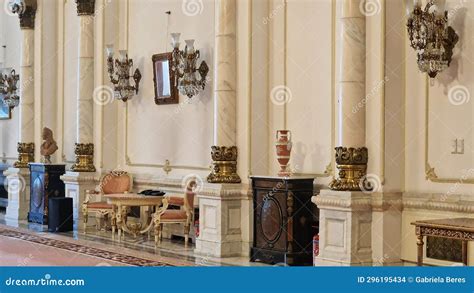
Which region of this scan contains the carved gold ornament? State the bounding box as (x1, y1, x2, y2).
(13, 142, 34, 168)
(71, 143, 96, 172)
(329, 147, 370, 191)
(207, 146, 241, 184)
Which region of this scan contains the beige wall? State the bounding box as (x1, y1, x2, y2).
(0, 0, 21, 163)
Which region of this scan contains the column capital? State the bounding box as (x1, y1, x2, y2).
(76, 0, 96, 16)
(11, 0, 37, 29)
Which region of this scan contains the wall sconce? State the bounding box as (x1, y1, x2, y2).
(406, 0, 458, 78)
(0, 68, 20, 108)
(106, 45, 142, 102)
(170, 33, 209, 99)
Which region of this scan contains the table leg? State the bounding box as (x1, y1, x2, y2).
(416, 235, 424, 266)
(462, 240, 468, 266)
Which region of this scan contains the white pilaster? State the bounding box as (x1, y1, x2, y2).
(60, 171, 97, 222)
(5, 168, 30, 222)
(337, 0, 366, 147)
(214, 0, 237, 147)
(76, 15, 94, 144)
(371, 192, 403, 266)
(19, 29, 35, 144)
(313, 190, 373, 266)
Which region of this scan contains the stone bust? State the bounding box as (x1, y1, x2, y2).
(40, 127, 58, 163)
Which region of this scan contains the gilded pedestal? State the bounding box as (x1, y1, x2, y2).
(13, 143, 34, 168)
(207, 146, 241, 184)
(329, 147, 370, 191)
(71, 143, 95, 172)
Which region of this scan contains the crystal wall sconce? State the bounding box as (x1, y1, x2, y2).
(170, 33, 209, 99)
(0, 68, 20, 108)
(406, 0, 458, 78)
(106, 45, 142, 102)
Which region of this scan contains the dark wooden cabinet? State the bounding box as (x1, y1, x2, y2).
(250, 176, 316, 266)
(28, 164, 66, 224)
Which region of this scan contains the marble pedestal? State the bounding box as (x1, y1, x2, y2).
(60, 171, 97, 223)
(5, 168, 31, 223)
(313, 190, 373, 266)
(195, 183, 252, 258)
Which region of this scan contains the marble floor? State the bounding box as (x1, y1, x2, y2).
(0, 210, 267, 267)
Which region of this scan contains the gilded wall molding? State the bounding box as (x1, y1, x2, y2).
(424, 77, 474, 184)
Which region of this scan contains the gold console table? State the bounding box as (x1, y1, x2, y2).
(411, 218, 474, 266)
(105, 194, 163, 241)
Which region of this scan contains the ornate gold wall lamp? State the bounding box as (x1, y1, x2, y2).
(170, 33, 209, 99)
(406, 0, 458, 78)
(0, 68, 20, 109)
(106, 46, 142, 102)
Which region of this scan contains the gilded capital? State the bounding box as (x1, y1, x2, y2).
(10, 0, 37, 29)
(207, 146, 241, 184)
(76, 0, 96, 16)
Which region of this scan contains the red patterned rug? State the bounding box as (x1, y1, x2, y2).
(0, 226, 196, 267)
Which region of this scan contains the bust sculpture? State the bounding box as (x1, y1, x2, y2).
(40, 127, 58, 164)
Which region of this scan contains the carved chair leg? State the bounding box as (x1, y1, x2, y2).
(154, 222, 161, 245)
(184, 224, 190, 246)
(83, 209, 88, 234)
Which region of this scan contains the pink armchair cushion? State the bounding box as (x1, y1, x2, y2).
(160, 210, 187, 221)
(101, 174, 132, 195)
(86, 202, 113, 209)
(168, 197, 184, 206)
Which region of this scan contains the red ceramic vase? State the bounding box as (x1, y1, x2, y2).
(275, 130, 292, 176)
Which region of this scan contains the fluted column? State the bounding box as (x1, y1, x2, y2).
(207, 0, 241, 184)
(13, 1, 37, 168)
(71, 0, 95, 172)
(329, 0, 368, 191)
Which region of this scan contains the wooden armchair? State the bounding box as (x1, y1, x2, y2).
(82, 171, 133, 233)
(153, 180, 196, 245)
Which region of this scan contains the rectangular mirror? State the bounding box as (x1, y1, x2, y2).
(0, 95, 11, 120)
(152, 52, 178, 105)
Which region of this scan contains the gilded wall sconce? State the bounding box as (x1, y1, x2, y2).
(170, 33, 209, 99)
(106, 45, 142, 102)
(0, 68, 20, 109)
(406, 0, 458, 78)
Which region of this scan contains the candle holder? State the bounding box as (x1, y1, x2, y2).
(0, 68, 20, 109)
(406, 0, 458, 78)
(170, 33, 209, 99)
(106, 45, 142, 102)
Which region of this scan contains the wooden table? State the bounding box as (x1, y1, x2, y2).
(411, 218, 474, 266)
(104, 193, 163, 241)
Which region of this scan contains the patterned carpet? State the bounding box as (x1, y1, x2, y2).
(0, 226, 195, 267)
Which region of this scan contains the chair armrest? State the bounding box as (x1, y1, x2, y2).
(154, 197, 170, 219)
(84, 190, 100, 204)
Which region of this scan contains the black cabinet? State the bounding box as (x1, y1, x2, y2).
(250, 176, 316, 266)
(28, 164, 66, 224)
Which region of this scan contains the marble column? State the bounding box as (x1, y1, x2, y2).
(13, 1, 37, 168)
(207, 0, 240, 184)
(62, 0, 97, 223)
(329, 0, 368, 191)
(196, 0, 250, 258)
(71, 0, 95, 173)
(5, 1, 36, 221)
(314, 0, 372, 266)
